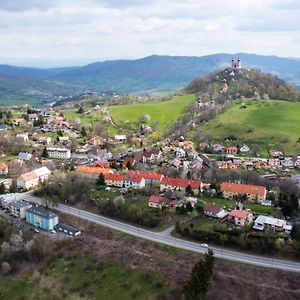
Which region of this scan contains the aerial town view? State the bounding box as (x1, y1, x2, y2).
(0, 1, 300, 299)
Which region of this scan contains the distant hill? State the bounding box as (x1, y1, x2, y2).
(1, 53, 300, 104)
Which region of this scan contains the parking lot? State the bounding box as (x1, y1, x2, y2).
(0, 208, 70, 240)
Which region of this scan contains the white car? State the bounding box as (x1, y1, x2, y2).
(34, 228, 39, 233)
(200, 243, 208, 248)
(51, 229, 57, 234)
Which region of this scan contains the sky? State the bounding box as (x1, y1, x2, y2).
(0, 0, 300, 67)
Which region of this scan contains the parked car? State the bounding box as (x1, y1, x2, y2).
(200, 243, 208, 248)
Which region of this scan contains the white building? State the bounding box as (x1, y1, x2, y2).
(253, 215, 293, 234)
(114, 135, 127, 143)
(16, 133, 29, 142)
(9, 200, 32, 219)
(47, 147, 71, 159)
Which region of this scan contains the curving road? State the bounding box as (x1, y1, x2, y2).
(20, 193, 300, 273)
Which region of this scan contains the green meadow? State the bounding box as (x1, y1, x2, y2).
(108, 94, 196, 133)
(203, 99, 300, 155)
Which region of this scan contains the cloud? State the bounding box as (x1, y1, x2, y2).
(0, 0, 299, 66)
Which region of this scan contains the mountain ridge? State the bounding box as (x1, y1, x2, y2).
(1, 53, 300, 104)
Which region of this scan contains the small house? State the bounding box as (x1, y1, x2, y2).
(0, 162, 8, 176)
(204, 203, 228, 219)
(229, 209, 253, 226)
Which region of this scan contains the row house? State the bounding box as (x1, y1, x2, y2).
(127, 170, 164, 185)
(160, 177, 202, 195)
(221, 182, 267, 202)
(76, 166, 115, 176)
(104, 173, 124, 188)
(124, 175, 145, 189)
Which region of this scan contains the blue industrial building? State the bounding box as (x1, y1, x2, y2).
(26, 206, 59, 231)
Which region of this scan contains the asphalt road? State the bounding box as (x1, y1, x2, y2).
(19, 193, 300, 273)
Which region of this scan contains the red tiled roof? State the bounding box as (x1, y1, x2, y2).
(0, 162, 8, 170)
(229, 209, 252, 219)
(220, 182, 266, 196)
(20, 171, 39, 181)
(161, 177, 201, 189)
(92, 162, 110, 168)
(204, 203, 222, 214)
(128, 170, 163, 181)
(104, 173, 124, 181)
(76, 166, 115, 175)
(149, 195, 161, 204)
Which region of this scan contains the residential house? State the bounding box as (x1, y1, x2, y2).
(176, 148, 186, 159)
(229, 209, 253, 226)
(281, 158, 294, 169)
(0, 162, 8, 176)
(141, 148, 163, 162)
(128, 170, 164, 185)
(104, 173, 124, 188)
(269, 150, 284, 158)
(17, 167, 51, 190)
(226, 146, 238, 156)
(89, 136, 103, 146)
(0, 124, 7, 132)
(18, 152, 32, 161)
(58, 136, 70, 144)
(178, 140, 194, 151)
(253, 215, 292, 234)
(124, 175, 145, 189)
(211, 144, 224, 153)
(204, 203, 228, 219)
(268, 159, 280, 168)
(16, 133, 29, 142)
(0, 179, 12, 191)
(160, 177, 202, 195)
(28, 113, 39, 122)
(148, 195, 166, 209)
(185, 197, 198, 207)
(199, 143, 209, 151)
(169, 158, 181, 169)
(47, 147, 71, 159)
(9, 200, 32, 219)
(221, 182, 267, 202)
(26, 206, 59, 231)
(190, 157, 203, 170)
(114, 135, 127, 143)
(37, 136, 52, 145)
(292, 157, 300, 169)
(239, 144, 250, 153)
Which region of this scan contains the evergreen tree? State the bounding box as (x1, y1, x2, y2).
(0, 183, 6, 194)
(97, 173, 105, 186)
(183, 249, 215, 300)
(78, 107, 84, 114)
(9, 180, 17, 193)
(42, 147, 49, 158)
(81, 126, 87, 137)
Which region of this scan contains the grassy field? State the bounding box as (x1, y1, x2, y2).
(203, 99, 300, 155)
(0, 258, 168, 300)
(108, 94, 196, 133)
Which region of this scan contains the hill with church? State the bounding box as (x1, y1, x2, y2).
(185, 58, 300, 103)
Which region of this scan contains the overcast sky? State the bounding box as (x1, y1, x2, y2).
(0, 0, 299, 67)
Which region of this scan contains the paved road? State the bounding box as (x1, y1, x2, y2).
(19, 193, 300, 273)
